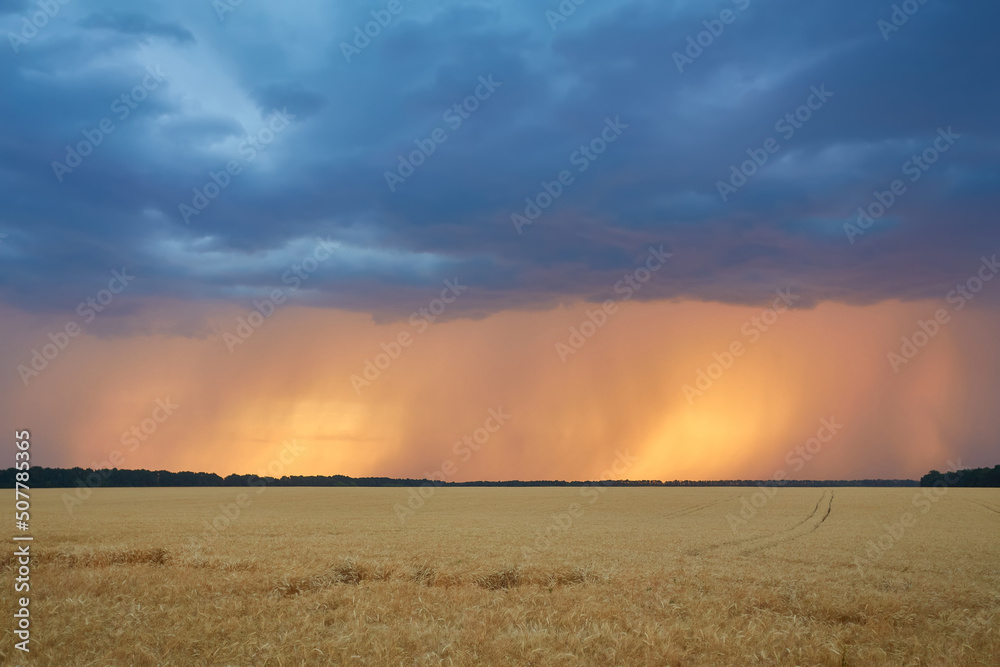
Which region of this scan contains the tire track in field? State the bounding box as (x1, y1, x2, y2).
(965, 499, 1000, 516)
(737, 491, 834, 555)
(662, 502, 714, 519)
(662, 494, 737, 520)
(685, 490, 831, 557)
(816, 493, 834, 527)
(785, 491, 827, 531)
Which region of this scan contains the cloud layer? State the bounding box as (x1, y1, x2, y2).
(2, 0, 998, 319)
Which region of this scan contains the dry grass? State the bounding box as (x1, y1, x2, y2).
(2, 487, 999, 666)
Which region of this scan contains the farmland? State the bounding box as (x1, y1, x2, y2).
(2, 487, 999, 666)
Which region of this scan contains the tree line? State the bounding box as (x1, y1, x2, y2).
(1, 465, 965, 489)
(920, 464, 1000, 487)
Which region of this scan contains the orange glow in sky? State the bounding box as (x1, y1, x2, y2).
(2, 297, 997, 481)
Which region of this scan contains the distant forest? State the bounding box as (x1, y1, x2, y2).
(0, 465, 1000, 489)
(2, 464, 994, 488)
(921, 465, 1000, 487)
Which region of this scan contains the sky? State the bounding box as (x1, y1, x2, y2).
(1, 0, 998, 481)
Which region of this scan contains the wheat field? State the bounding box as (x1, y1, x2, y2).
(2, 486, 999, 666)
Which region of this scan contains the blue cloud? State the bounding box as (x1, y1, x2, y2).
(1, 0, 998, 318)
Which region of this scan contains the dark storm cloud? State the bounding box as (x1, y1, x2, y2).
(78, 12, 196, 45)
(1, 0, 998, 319)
